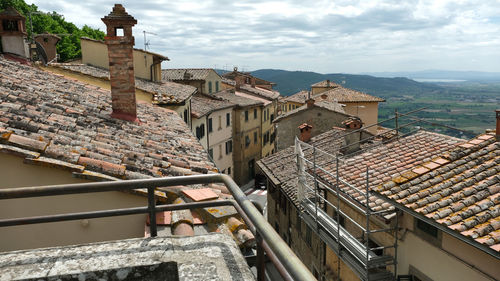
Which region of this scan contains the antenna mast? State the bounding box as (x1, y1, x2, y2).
(143, 30, 157, 51)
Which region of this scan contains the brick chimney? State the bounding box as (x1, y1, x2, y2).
(496, 109, 500, 140)
(306, 98, 315, 108)
(298, 123, 313, 142)
(251, 77, 256, 88)
(101, 4, 139, 123)
(235, 75, 244, 91)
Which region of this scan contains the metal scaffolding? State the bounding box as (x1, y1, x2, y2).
(295, 137, 398, 280)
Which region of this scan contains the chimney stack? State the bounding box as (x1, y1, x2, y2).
(298, 123, 313, 142)
(327, 79, 330, 87)
(496, 109, 500, 140)
(102, 4, 139, 123)
(306, 98, 315, 108)
(251, 77, 256, 88)
(235, 75, 244, 90)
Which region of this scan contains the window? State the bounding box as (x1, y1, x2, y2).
(254, 108, 257, 119)
(245, 110, 249, 122)
(226, 113, 230, 126)
(225, 140, 232, 154)
(263, 131, 269, 145)
(288, 104, 291, 110)
(266, 109, 270, 121)
(3, 20, 18, 32)
(183, 109, 188, 123)
(208, 118, 213, 132)
(208, 148, 213, 159)
(218, 116, 222, 130)
(219, 144, 222, 159)
(245, 136, 250, 147)
(270, 114, 274, 122)
(215, 81, 219, 92)
(227, 167, 231, 175)
(195, 124, 205, 139)
(254, 131, 258, 144)
(208, 81, 213, 93)
(263, 109, 267, 121)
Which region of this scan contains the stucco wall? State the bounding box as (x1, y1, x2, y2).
(203, 71, 223, 94)
(343, 102, 378, 134)
(1, 35, 28, 58)
(233, 106, 262, 185)
(43, 66, 152, 103)
(398, 231, 496, 281)
(208, 107, 233, 177)
(81, 39, 157, 81)
(275, 106, 350, 151)
(0, 153, 148, 252)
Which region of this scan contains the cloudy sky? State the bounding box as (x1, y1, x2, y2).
(26, 0, 500, 73)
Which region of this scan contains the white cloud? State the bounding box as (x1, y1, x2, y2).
(25, 0, 500, 73)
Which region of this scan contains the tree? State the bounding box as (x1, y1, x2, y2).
(0, 0, 105, 61)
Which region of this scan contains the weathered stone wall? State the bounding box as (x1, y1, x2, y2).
(275, 107, 349, 151)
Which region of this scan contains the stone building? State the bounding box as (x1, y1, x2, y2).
(191, 93, 235, 177)
(214, 90, 263, 186)
(162, 68, 223, 95)
(273, 98, 359, 151)
(223, 69, 281, 158)
(0, 7, 29, 58)
(282, 80, 385, 134)
(258, 122, 500, 281)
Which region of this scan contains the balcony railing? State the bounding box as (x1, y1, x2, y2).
(0, 173, 316, 281)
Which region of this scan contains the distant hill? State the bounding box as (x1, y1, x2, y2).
(248, 69, 442, 98)
(363, 70, 500, 82)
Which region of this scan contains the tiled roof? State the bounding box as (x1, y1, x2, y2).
(162, 68, 217, 81)
(374, 133, 499, 252)
(235, 90, 271, 106)
(239, 84, 280, 100)
(148, 185, 255, 247)
(51, 63, 197, 104)
(0, 57, 255, 247)
(258, 129, 462, 213)
(274, 100, 347, 123)
(213, 90, 263, 107)
(311, 80, 341, 88)
(314, 86, 385, 103)
(221, 77, 235, 86)
(258, 128, 347, 208)
(51, 63, 196, 104)
(283, 90, 310, 103)
(0, 58, 214, 182)
(0, 6, 25, 18)
(191, 93, 234, 118)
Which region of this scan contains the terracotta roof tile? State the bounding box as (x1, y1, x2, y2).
(182, 188, 219, 202)
(191, 93, 234, 118)
(50, 63, 196, 104)
(0, 58, 215, 184)
(375, 133, 499, 252)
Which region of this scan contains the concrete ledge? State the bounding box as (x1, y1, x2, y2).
(0, 233, 255, 281)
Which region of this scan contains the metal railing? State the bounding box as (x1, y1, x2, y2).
(0, 173, 316, 281)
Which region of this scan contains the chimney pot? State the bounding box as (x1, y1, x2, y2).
(102, 4, 139, 122)
(298, 123, 313, 142)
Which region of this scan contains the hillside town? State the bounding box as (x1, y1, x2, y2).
(0, 4, 498, 281)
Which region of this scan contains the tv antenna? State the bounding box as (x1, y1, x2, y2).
(143, 30, 157, 51)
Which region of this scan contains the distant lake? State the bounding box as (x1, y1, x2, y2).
(412, 78, 467, 83)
